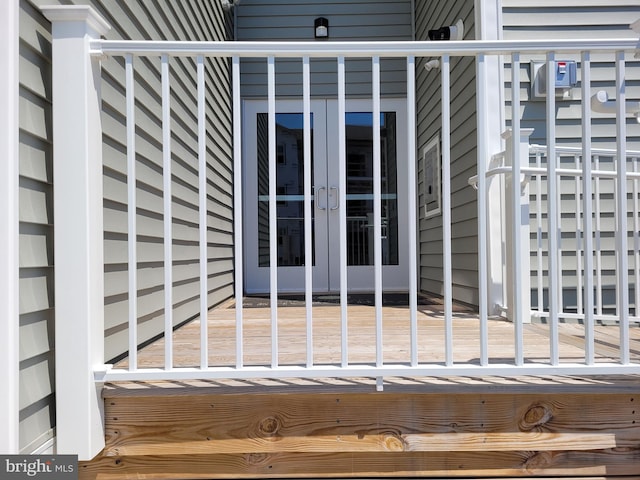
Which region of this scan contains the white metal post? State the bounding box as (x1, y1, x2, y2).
(475, 0, 507, 316)
(0, 0, 20, 455)
(503, 128, 533, 333)
(41, 5, 110, 461)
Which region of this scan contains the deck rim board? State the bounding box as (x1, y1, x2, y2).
(102, 374, 640, 398)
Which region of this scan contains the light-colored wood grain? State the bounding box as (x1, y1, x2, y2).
(115, 303, 640, 370)
(82, 302, 640, 480)
(80, 450, 640, 479)
(101, 392, 640, 456)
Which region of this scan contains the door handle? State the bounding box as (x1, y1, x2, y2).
(315, 186, 327, 210)
(329, 186, 339, 210)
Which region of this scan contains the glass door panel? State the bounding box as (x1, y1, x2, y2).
(327, 99, 409, 292)
(257, 113, 315, 267)
(244, 100, 328, 294)
(345, 111, 399, 266)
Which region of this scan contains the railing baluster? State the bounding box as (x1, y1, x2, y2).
(162, 53, 173, 370)
(546, 51, 559, 365)
(615, 51, 630, 363)
(511, 53, 524, 365)
(303, 55, 313, 367)
(372, 56, 383, 367)
(634, 156, 640, 320)
(594, 154, 603, 317)
(441, 54, 453, 366)
(338, 55, 348, 367)
(232, 56, 244, 368)
(536, 151, 544, 315)
(476, 53, 489, 366)
(574, 151, 583, 318)
(581, 52, 595, 364)
(407, 55, 418, 367)
(126, 53, 138, 372)
(197, 55, 208, 370)
(267, 55, 278, 368)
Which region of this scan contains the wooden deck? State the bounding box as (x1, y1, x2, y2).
(119, 298, 640, 370)
(80, 300, 640, 480)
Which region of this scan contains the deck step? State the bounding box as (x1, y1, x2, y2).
(78, 378, 640, 479)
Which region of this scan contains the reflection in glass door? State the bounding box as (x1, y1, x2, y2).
(244, 100, 328, 294)
(257, 113, 315, 268)
(344, 112, 399, 267)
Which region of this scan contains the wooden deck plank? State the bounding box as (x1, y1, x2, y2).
(80, 451, 640, 479)
(116, 303, 640, 370)
(81, 384, 640, 479)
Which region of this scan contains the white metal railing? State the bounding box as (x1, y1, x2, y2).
(527, 144, 640, 322)
(93, 40, 640, 381)
(473, 144, 640, 331)
(44, 5, 640, 459)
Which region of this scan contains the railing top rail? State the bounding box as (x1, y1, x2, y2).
(530, 143, 640, 157)
(90, 38, 640, 58)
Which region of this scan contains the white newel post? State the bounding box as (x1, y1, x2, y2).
(475, 0, 506, 316)
(503, 128, 533, 324)
(41, 5, 111, 460)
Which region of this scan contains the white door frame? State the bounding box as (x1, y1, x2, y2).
(242, 98, 409, 294)
(243, 99, 329, 293)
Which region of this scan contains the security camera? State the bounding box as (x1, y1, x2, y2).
(428, 19, 464, 41)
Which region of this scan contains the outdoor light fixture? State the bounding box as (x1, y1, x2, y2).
(428, 19, 464, 41)
(315, 17, 329, 39)
(221, 0, 239, 10)
(424, 59, 440, 71)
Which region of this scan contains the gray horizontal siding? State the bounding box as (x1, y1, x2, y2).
(19, 0, 233, 453)
(236, 0, 412, 98)
(415, 0, 479, 306)
(90, 0, 235, 362)
(19, 0, 55, 454)
(503, 1, 640, 37)
(503, 2, 640, 312)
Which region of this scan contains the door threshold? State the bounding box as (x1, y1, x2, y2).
(240, 292, 436, 308)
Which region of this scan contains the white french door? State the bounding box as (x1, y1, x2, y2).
(243, 98, 409, 294)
